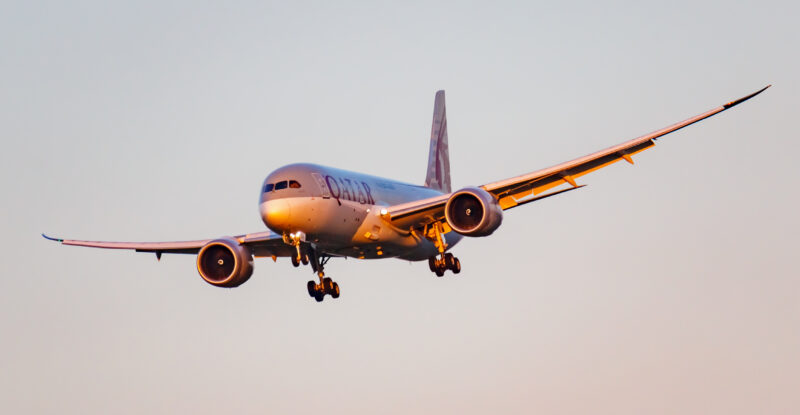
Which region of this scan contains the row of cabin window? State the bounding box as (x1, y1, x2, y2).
(264, 180, 302, 193)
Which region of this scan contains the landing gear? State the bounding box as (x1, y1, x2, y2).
(291, 252, 309, 267)
(429, 252, 461, 277)
(284, 231, 342, 302)
(426, 222, 462, 277)
(287, 232, 310, 268)
(306, 277, 339, 301)
(451, 257, 461, 274)
(305, 250, 340, 302)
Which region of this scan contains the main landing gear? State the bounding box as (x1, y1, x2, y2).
(429, 252, 461, 277)
(305, 250, 340, 302)
(426, 222, 461, 277)
(286, 232, 341, 302)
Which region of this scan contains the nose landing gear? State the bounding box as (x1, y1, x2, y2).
(287, 232, 310, 268)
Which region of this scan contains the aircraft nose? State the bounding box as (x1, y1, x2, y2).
(261, 199, 292, 230)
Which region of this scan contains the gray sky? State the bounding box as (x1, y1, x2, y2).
(2, 1, 798, 414)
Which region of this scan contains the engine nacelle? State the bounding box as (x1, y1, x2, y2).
(196, 238, 254, 288)
(444, 187, 503, 237)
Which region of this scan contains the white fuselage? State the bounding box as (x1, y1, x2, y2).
(259, 163, 461, 261)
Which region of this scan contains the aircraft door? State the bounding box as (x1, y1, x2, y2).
(311, 173, 331, 199)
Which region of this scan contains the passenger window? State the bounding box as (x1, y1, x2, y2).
(289, 180, 301, 189)
(264, 183, 274, 193)
(275, 181, 288, 190)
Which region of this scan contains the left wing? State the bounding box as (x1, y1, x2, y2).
(42, 231, 294, 258)
(386, 85, 770, 229)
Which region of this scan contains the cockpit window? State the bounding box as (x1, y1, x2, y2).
(289, 180, 301, 189)
(274, 180, 288, 190)
(264, 183, 274, 193)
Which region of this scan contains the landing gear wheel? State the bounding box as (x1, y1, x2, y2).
(291, 255, 300, 267)
(331, 282, 340, 299)
(301, 254, 309, 265)
(451, 258, 461, 274)
(314, 292, 325, 302)
(444, 253, 455, 268)
(323, 277, 334, 292)
(307, 281, 317, 297)
(429, 252, 462, 276)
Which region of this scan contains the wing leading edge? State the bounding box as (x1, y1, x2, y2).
(386, 85, 770, 228)
(42, 231, 293, 258)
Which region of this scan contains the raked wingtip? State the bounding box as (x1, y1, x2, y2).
(42, 233, 63, 243)
(723, 84, 771, 109)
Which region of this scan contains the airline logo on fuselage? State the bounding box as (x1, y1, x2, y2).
(324, 175, 375, 205)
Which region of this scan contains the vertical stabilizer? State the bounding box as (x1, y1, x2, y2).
(425, 90, 451, 193)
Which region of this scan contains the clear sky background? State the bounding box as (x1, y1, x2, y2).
(1, 1, 798, 414)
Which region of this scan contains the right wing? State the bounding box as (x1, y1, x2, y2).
(42, 230, 295, 258)
(385, 85, 770, 229)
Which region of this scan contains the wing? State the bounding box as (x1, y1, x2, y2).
(42, 230, 295, 258)
(386, 85, 770, 229)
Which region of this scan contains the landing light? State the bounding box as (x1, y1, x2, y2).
(380, 208, 388, 216)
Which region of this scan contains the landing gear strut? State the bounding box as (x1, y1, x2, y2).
(426, 222, 461, 277)
(285, 232, 341, 302)
(305, 249, 340, 302)
(287, 232, 310, 268)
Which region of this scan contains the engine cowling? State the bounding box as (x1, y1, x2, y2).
(196, 238, 254, 287)
(444, 187, 503, 237)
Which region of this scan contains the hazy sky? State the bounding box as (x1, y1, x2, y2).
(1, 1, 798, 414)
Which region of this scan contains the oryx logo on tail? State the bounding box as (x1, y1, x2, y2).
(425, 90, 451, 193)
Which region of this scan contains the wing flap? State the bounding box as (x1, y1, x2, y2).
(501, 185, 587, 210)
(490, 140, 654, 208)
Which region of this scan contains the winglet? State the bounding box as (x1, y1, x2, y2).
(724, 85, 771, 109)
(42, 233, 64, 243)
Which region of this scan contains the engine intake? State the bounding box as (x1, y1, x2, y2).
(444, 187, 503, 237)
(196, 238, 254, 287)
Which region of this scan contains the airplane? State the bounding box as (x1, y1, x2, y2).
(43, 85, 770, 302)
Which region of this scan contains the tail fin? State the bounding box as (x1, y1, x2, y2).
(425, 90, 451, 193)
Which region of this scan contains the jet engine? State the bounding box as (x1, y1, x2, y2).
(444, 187, 503, 237)
(196, 238, 254, 287)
